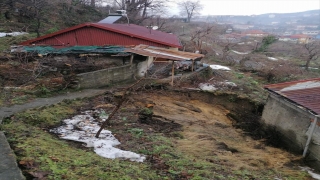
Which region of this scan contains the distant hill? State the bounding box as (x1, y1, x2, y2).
(203, 9, 320, 26)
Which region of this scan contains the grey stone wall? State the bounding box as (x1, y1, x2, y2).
(262, 93, 320, 169)
(77, 64, 137, 89)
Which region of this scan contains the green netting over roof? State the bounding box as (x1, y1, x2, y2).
(22, 46, 127, 55)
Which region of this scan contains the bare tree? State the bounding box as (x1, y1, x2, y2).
(15, 0, 50, 37)
(301, 41, 320, 71)
(91, 0, 95, 7)
(105, 0, 167, 25)
(177, 0, 203, 23)
(0, 0, 15, 20)
(188, 25, 214, 53)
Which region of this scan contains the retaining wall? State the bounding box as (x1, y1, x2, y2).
(77, 64, 137, 89)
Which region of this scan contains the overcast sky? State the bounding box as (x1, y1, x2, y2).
(169, 0, 320, 16)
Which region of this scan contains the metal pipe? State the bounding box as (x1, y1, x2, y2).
(303, 116, 318, 157)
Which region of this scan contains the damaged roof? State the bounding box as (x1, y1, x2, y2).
(264, 78, 320, 115)
(20, 23, 182, 48)
(125, 45, 204, 61)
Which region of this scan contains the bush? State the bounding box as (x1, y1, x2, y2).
(258, 60, 302, 83)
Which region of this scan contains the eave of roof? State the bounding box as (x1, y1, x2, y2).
(264, 78, 320, 115)
(125, 45, 204, 61)
(20, 23, 182, 48)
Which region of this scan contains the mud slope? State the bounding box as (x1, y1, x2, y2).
(132, 92, 303, 174)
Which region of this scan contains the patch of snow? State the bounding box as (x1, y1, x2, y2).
(300, 167, 320, 180)
(222, 81, 237, 87)
(199, 83, 217, 92)
(50, 110, 146, 162)
(0, 32, 28, 37)
(231, 50, 251, 55)
(268, 57, 278, 61)
(209, 65, 231, 71)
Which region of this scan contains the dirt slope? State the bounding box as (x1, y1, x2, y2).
(132, 91, 307, 177)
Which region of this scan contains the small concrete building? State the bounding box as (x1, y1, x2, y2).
(263, 78, 320, 170)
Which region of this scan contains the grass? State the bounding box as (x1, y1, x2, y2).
(0, 96, 313, 180)
(0, 33, 37, 52)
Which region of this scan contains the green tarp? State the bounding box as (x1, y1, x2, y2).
(22, 46, 127, 55)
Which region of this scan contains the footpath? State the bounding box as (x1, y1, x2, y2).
(0, 89, 107, 180)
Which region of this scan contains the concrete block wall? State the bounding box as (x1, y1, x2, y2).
(262, 94, 320, 170)
(77, 64, 137, 89)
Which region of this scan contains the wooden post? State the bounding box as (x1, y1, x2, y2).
(171, 61, 175, 86)
(191, 60, 194, 72)
(303, 116, 318, 157)
(130, 54, 134, 65)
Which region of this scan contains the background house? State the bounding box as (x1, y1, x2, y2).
(279, 34, 312, 43)
(241, 30, 269, 37)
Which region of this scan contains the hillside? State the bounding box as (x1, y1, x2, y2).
(204, 9, 320, 26)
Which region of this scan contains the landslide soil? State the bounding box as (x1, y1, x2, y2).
(127, 90, 307, 177)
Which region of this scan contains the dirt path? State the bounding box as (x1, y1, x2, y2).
(0, 89, 107, 123)
(132, 92, 305, 177)
(0, 88, 107, 180)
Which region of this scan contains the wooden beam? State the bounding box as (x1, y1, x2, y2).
(191, 60, 194, 72)
(303, 116, 318, 157)
(171, 61, 175, 86)
(130, 54, 134, 65)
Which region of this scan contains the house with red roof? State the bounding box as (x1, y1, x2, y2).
(20, 23, 182, 49)
(241, 30, 269, 37)
(279, 34, 312, 44)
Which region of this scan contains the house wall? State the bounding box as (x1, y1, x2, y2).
(262, 94, 320, 170)
(77, 64, 137, 89)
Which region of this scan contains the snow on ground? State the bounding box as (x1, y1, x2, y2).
(199, 81, 237, 92)
(199, 83, 217, 92)
(300, 167, 320, 180)
(209, 65, 231, 71)
(267, 57, 278, 61)
(0, 32, 28, 37)
(231, 50, 251, 55)
(50, 110, 146, 162)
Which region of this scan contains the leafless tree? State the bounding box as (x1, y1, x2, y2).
(15, 0, 50, 37)
(105, 0, 167, 25)
(188, 25, 214, 53)
(301, 41, 320, 71)
(177, 0, 203, 23)
(0, 0, 15, 20)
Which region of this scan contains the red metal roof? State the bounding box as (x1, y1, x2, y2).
(20, 23, 182, 48)
(289, 34, 311, 39)
(242, 30, 268, 35)
(264, 78, 320, 115)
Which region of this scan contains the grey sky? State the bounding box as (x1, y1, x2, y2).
(169, 0, 320, 16)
